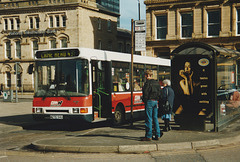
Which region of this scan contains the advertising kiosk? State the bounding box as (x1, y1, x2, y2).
(171, 42, 240, 131)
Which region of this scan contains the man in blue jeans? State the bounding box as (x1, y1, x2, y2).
(141, 70, 163, 141)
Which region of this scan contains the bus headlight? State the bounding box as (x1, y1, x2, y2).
(72, 108, 80, 113)
(36, 108, 43, 113)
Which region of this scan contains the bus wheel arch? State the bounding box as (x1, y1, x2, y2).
(113, 103, 125, 125)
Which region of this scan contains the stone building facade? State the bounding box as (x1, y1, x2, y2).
(117, 27, 131, 53)
(0, 0, 119, 92)
(144, 0, 240, 58)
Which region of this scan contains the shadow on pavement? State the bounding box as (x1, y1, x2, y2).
(0, 114, 113, 132)
(0, 113, 180, 133)
(112, 119, 180, 131)
(75, 134, 141, 141)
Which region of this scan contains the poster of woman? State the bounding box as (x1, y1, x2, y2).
(171, 55, 212, 118)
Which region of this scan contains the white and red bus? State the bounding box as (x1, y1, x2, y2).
(32, 48, 170, 124)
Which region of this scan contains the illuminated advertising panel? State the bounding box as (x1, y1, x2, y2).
(171, 55, 213, 117)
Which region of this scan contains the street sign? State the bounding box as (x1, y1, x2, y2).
(3, 90, 13, 102)
(135, 32, 146, 51)
(135, 20, 146, 32)
(134, 20, 146, 51)
(3, 91, 8, 100)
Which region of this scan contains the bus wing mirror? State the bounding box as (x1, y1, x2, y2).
(98, 61, 102, 71)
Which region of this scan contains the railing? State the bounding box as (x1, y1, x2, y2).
(93, 88, 109, 118)
(1, 84, 34, 93)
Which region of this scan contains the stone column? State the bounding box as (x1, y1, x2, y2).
(232, 4, 237, 36)
(193, 7, 203, 38)
(166, 9, 176, 40)
(220, 5, 231, 37)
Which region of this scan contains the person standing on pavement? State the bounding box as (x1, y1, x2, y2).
(161, 79, 175, 132)
(0, 84, 3, 96)
(141, 70, 163, 141)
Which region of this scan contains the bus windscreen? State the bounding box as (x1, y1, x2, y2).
(34, 59, 89, 98)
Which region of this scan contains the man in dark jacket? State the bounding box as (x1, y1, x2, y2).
(141, 70, 163, 141)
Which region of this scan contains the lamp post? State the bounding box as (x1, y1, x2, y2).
(15, 62, 19, 102)
(138, 0, 140, 20)
(130, 19, 134, 127)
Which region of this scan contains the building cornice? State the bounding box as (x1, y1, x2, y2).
(145, 0, 239, 10)
(0, 59, 35, 64)
(0, 0, 118, 17)
(145, 0, 238, 4)
(146, 36, 240, 48)
(0, 4, 79, 15)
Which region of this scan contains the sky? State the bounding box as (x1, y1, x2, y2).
(120, 0, 146, 30)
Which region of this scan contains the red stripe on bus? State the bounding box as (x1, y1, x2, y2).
(33, 95, 92, 107)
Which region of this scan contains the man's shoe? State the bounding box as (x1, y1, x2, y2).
(153, 132, 163, 140)
(140, 137, 151, 141)
(168, 126, 172, 131)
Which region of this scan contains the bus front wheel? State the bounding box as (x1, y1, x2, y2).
(114, 106, 125, 125)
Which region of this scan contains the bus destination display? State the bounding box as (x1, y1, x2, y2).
(36, 49, 79, 58)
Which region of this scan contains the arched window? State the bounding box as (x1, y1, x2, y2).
(108, 41, 112, 50)
(5, 40, 11, 59)
(6, 72, 11, 88)
(60, 38, 67, 48)
(50, 39, 57, 48)
(3, 64, 12, 88)
(32, 40, 38, 57)
(98, 40, 102, 49)
(14, 63, 22, 87)
(98, 18, 102, 30)
(107, 20, 111, 31)
(15, 40, 21, 59)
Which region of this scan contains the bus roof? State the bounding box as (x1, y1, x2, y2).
(35, 47, 170, 67)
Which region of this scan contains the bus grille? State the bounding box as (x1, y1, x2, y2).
(46, 110, 69, 113)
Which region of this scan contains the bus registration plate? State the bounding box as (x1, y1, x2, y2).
(50, 115, 63, 119)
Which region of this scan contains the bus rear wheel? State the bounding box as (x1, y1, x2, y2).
(114, 106, 125, 125)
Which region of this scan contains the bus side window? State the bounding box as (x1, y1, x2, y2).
(112, 62, 130, 92)
(134, 79, 141, 91)
(133, 63, 145, 91)
(118, 79, 125, 91)
(113, 83, 118, 92)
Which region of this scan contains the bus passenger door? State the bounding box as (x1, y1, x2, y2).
(92, 61, 112, 119)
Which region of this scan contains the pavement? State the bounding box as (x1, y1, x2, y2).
(1, 94, 240, 154)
